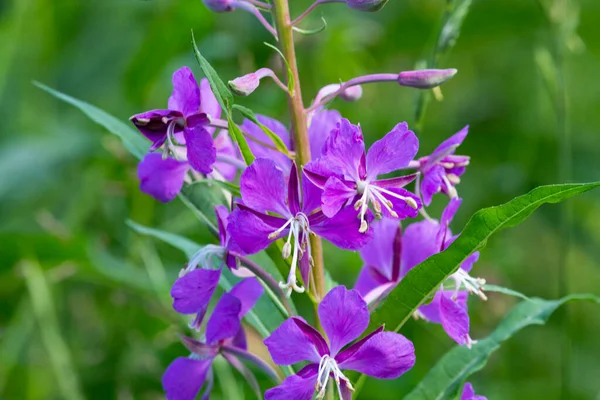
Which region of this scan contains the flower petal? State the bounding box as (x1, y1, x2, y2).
(168, 66, 201, 117)
(242, 115, 292, 172)
(264, 317, 325, 365)
(419, 290, 467, 324)
(322, 118, 365, 181)
(426, 125, 469, 169)
(130, 109, 181, 149)
(441, 197, 462, 229)
(215, 205, 229, 246)
(264, 368, 318, 400)
(321, 177, 356, 217)
(288, 163, 301, 215)
(440, 292, 471, 346)
(241, 158, 290, 217)
(184, 125, 216, 174)
(359, 218, 400, 280)
(170, 268, 221, 315)
(366, 122, 419, 178)
(138, 153, 188, 203)
(354, 265, 390, 298)
(461, 382, 487, 400)
(229, 277, 263, 317)
(461, 251, 480, 273)
(162, 357, 213, 400)
(401, 219, 442, 275)
(312, 206, 375, 251)
(337, 331, 415, 379)
(213, 130, 239, 181)
(318, 286, 369, 355)
(227, 208, 285, 254)
(420, 164, 445, 206)
(378, 187, 421, 220)
(199, 78, 221, 121)
(308, 109, 342, 158)
(205, 292, 242, 344)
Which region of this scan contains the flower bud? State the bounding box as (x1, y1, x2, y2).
(339, 85, 363, 102)
(397, 68, 457, 89)
(202, 0, 235, 13)
(228, 68, 277, 96)
(346, 0, 388, 12)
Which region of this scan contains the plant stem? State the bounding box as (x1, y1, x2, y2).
(271, 0, 327, 301)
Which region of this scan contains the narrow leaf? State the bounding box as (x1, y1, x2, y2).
(191, 31, 234, 112)
(181, 180, 229, 235)
(264, 42, 294, 92)
(232, 104, 292, 158)
(127, 220, 201, 258)
(34, 81, 148, 159)
(369, 182, 600, 333)
(227, 114, 256, 165)
(404, 294, 600, 400)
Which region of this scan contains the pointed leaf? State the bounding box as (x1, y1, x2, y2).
(232, 104, 292, 158)
(227, 114, 256, 166)
(126, 220, 201, 258)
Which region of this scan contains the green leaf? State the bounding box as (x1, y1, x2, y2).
(292, 17, 328, 36)
(180, 180, 230, 236)
(369, 182, 600, 333)
(227, 114, 256, 166)
(483, 284, 530, 301)
(264, 42, 294, 92)
(404, 294, 600, 400)
(127, 220, 201, 258)
(232, 104, 292, 158)
(191, 30, 234, 112)
(34, 81, 148, 159)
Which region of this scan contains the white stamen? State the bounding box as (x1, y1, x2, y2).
(446, 173, 461, 185)
(315, 355, 354, 400)
(180, 244, 226, 277)
(450, 269, 487, 301)
(275, 213, 311, 297)
(442, 175, 458, 199)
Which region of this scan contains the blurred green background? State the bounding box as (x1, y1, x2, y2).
(1, 0, 599, 399)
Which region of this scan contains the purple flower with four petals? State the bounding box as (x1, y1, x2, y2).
(163, 278, 277, 400)
(305, 118, 421, 233)
(417, 126, 470, 206)
(228, 158, 373, 295)
(264, 286, 415, 399)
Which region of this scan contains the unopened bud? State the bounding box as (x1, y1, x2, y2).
(339, 85, 363, 102)
(228, 68, 282, 96)
(398, 68, 457, 89)
(202, 0, 235, 12)
(346, 0, 388, 12)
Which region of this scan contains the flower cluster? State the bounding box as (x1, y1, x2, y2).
(125, 0, 493, 398)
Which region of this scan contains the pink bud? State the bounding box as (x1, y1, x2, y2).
(203, 0, 234, 13)
(339, 85, 363, 102)
(346, 0, 388, 12)
(228, 68, 279, 96)
(398, 69, 458, 89)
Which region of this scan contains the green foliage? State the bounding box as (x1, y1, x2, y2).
(404, 294, 600, 400)
(232, 104, 293, 158)
(369, 182, 600, 333)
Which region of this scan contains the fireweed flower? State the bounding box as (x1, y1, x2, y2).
(163, 278, 274, 400)
(131, 67, 217, 174)
(461, 382, 487, 400)
(355, 199, 483, 347)
(416, 126, 470, 206)
(264, 286, 415, 399)
(228, 158, 373, 296)
(305, 118, 421, 233)
(171, 206, 247, 329)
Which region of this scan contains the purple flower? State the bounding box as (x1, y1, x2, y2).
(461, 382, 487, 400)
(171, 206, 245, 329)
(355, 199, 484, 347)
(228, 158, 373, 296)
(417, 126, 470, 206)
(163, 278, 272, 400)
(138, 153, 189, 203)
(130, 67, 217, 175)
(305, 118, 421, 233)
(264, 286, 415, 399)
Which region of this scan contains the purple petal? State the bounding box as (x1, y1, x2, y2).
(230, 326, 247, 350)
(308, 109, 342, 158)
(162, 357, 213, 400)
(322, 118, 365, 181)
(241, 158, 290, 217)
(303, 158, 341, 188)
(420, 164, 445, 206)
(229, 277, 263, 317)
(374, 173, 419, 190)
(130, 109, 181, 149)
(354, 265, 391, 298)
(461, 251, 480, 273)
(299, 251, 311, 292)
(170, 268, 221, 315)
(366, 122, 419, 179)
(264, 369, 317, 400)
(180, 335, 220, 357)
(242, 115, 292, 172)
(312, 206, 375, 251)
(337, 331, 415, 379)
(461, 382, 487, 400)
(321, 177, 356, 217)
(168, 66, 201, 117)
(199, 78, 221, 121)
(184, 125, 216, 174)
(138, 153, 188, 203)
(426, 125, 469, 169)
(440, 292, 471, 346)
(213, 130, 239, 181)
(301, 166, 326, 214)
(288, 163, 301, 215)
(401, 219, 441, 275)
(419, 290, 467, 324)
(359, 218, 399, 280)
(318, 286, 369, 355)
(264, 317, 325, 365)
(335, 325, 384, 364)
(378, 187, 421, 220)
(215, 205, 229, 246)
(441, 197, 462, 228)
(227, 208, 284, 254)
(206, 292, 242, 344)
